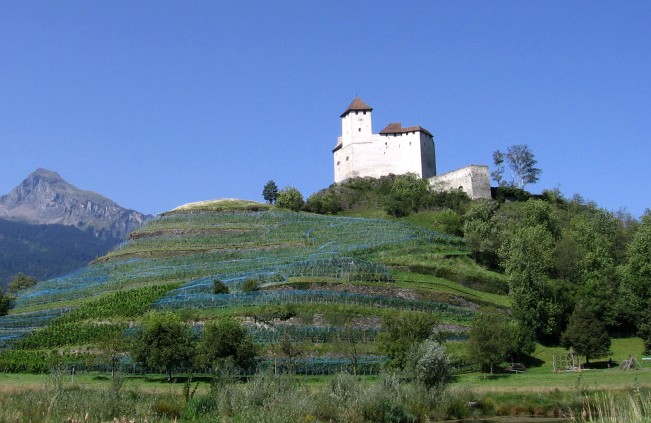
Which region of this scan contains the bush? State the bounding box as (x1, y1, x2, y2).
(241, 278, 260, 293)
(305, 190, 343, 214)
(406, 340, 452, 391)
(276, 187, 304, 211)
(0, 289, 13, 316)
(213, 279, 229, 294)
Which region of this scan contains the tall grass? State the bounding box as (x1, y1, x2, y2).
(573, 388, 651, 423)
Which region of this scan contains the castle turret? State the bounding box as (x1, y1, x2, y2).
(339, 97, 373, 148)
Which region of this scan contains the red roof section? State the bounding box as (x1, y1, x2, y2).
(340, 97, 373, 117)
(379, 122, 432, 137)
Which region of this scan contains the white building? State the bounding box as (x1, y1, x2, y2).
(333, 97, 491, 200)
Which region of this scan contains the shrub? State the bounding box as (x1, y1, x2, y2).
(406, 340, 452, 391)
(276, 187, 305, 211)
(241, 278, 260, 293)
(213, 279, 229, 294)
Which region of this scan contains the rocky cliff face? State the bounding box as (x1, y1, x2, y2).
(0, 168, 150, 240)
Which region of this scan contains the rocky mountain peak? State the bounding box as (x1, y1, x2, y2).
(0, 168, 150, 240)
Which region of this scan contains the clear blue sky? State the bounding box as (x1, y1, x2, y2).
(1, 1, 649, 218)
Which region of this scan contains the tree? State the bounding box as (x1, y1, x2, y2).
(621, 210, 651, 325)
(195, 317, 257, 372)
(468, 308, 510, 373)
(0, 288, 13, 316)
(131, 312, 195, 380)
(492, 145, 541, 189)
(262, 180, 279, 204)
(8, 273, 38, 293)
(491, 150, 506, 187)
(377, 312, 436, 369)
(638, 308, 651, 355)
(406, 339, 452, 391)
(276, 187, 304, 211)
(463, 200, 501, 268)
(561, 302, 611, 366)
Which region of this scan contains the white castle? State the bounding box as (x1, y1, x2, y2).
(333, 97, 491, 200)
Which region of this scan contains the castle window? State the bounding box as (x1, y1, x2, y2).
(346, 156, 349, 161)
(358, 128, 361, 132)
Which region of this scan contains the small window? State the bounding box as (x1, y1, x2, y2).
(346, 156, 349, 161)
(363, 111, 366, 115)
(358, 128, 361, 132)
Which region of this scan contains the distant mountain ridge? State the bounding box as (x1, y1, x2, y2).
(0, 168, 150, 240)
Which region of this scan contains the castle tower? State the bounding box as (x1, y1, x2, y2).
(339, 97, 373, 148)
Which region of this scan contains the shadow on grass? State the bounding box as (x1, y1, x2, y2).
(134, 374, 214, 384)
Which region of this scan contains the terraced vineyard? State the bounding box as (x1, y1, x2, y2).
(0, 199, 507, 373)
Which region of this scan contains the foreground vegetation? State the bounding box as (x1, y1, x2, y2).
(0, 366, 649, 422)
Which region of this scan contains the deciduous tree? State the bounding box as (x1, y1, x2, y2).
(468, 308, 509, 374)
(131, 312, 195, 380)
(492, 144, 541, 189)
(377, 312, 436, 369)
(195, 317, 257, 372)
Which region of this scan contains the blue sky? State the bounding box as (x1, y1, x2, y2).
(1, 1, 649, 218)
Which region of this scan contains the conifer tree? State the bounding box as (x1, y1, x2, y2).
(561, 301, 611, 366)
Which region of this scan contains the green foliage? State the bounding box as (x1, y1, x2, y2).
(463, 200, 501, 268)
(622, 210, 651, 326)
(305, 189, 343, 214)
(468, 307, 510, 373)
(56, 284, 179, 324)
(241, 278, 260, 292)
(377, 312, 437, 369)
(276, 186, 304, 211)
(14, 321, 128, 349)
(499, 207, 564, 342)
(492, 144, 541, 189)
(8, 273, 38, 293)
(384, 173, 431, 217)
(131, 311, 195, 378)
(638, 309, 651, 355)
(196, 317, 258, 372)
(406, 339, 452, 390)
(212, 279, 229, 294)
(0, 288, 13, 316)
(491, 185, 532, 203)
(561, 301, 611, 364)
(262, 180, 279, 204)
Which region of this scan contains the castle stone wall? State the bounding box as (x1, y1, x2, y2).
(429, 165, 491, 200)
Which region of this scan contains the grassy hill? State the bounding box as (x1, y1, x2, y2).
(0, 199, 508, 373)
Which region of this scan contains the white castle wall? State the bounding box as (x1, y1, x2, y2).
(429, 165, 492, 200)
(334, 107, 436, 183)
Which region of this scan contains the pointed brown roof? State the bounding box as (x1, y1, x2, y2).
(340, 97, 373, 117)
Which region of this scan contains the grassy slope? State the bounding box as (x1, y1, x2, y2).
(0, 200, 510, 366)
